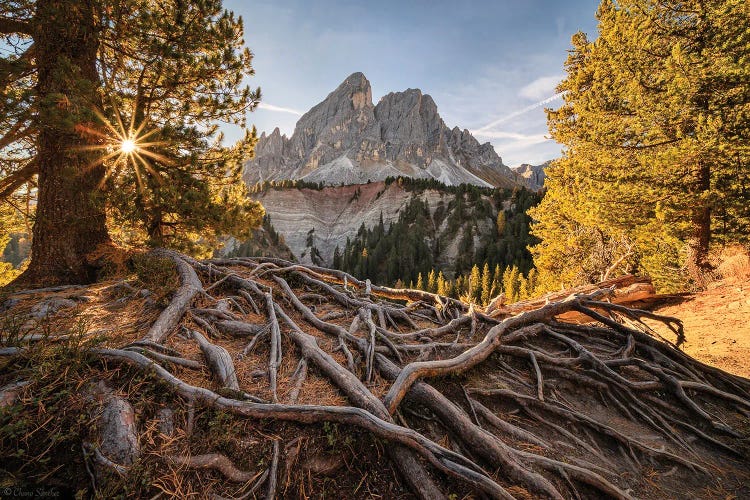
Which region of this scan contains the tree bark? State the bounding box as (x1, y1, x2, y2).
(17, 0, 110, 285)
(686, 160, 712, 285)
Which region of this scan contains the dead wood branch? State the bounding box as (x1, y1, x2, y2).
(165, 453, 258, 482)
(143, 249, 203, 344)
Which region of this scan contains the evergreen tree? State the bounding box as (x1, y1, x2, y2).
(503, 265, 521, 303)
(436, 271, 448, 296)
(492, 264, 502, 297)
(427, 269, 437, 294)
(469, 264, 481, 303)
(480, 262, 492, 305)
(455, 275, 465, 298)
(416, 272, 424, 291)
(533, 0, 750, 291)
(332, 246, 342, 269)
(496, 211, 506, 237)
(522, 268, 538, 300)
(0, 0, 262, 284)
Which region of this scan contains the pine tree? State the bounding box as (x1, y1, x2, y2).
(436, 271, 448, 296)
(503, 265, 521, 303)
(522, 268, 538, 300)
(0, 0, 262, 284)
(427, 269, 437, 294)
(416, 272, 424, 291)
(532, 0, 750, 291)
(469, 264, 481, 303)
(480, 262, 492, 305)
(454, 275, 465, 298)
(496, 211, 506, 237)
(491, 264, 502, 297)
(332, 246, 342, 269)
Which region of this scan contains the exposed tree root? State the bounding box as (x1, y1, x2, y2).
(165, 453, 258, 482)
(2, 250, 749, 499)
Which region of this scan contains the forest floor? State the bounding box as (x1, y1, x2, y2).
(649, 278, 750, 379)
(1, 253, 749, 499)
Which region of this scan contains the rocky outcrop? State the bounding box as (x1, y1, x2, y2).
(251, 181, 499, 272)
(244, 73, 517, 188)
(512, 161, 549, 191)
(252, 182, 426, 266)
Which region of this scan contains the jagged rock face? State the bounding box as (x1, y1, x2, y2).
(512, 161, 549, 191)
(245, 72, 517, 188)
(252, 181, 494, 269)
(252, 182, 421, 266)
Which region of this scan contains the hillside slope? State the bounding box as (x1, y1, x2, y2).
(1, 254, 748, 498)
(248, 180, 539, 282)
(650, 277, 750, 378)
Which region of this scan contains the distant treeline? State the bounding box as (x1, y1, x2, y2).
(331, 187, 541, 302)
(248, 175, 510, 197)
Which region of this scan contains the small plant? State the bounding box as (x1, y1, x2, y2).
(323, 421, 338, 447)
(131, 253, 178, 305)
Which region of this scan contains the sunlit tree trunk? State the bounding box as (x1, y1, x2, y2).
(17, 0, 111, 285)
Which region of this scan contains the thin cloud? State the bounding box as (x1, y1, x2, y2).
(475, 131, 549, 144)
(519, 74, 565, 101)
(257, 102, 303, 116)
(471, 92, 565, 135)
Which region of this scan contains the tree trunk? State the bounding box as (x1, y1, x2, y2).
(686, 161, 712, 286)
(17, 0, 110, 285)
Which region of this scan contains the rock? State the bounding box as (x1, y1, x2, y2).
(301, 453, 344, 476)
(244, 72, 518, 188)
(87, 381, 140, 470)
(253, 180, 496, 268)
(29, 297, 77, 319)
(103, 280, 137, 296)
(138, 289, 152, 298)
(0, 380, 30, 408)
(157, 407, 175, 437)
(511, 161, 550, 191)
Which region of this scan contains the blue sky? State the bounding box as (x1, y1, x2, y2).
(224, 0, 600, 166)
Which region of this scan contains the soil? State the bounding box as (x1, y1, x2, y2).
(649, 277, 750, 379)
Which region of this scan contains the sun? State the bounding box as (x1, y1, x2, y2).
(73, 101, 172, 190)
(121, 138, 137, 154)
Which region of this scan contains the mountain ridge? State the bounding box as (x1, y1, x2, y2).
(244, 72, 518, 188)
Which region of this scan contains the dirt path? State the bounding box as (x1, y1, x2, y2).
(650, 278, 750, 379)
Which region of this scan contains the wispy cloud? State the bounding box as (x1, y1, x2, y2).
(257, 102, 303, 116)
(474, 131, 549, 143)
(471, 92, 565, 135)
(519, 74, 565, 101)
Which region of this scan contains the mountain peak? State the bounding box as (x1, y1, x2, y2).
(329, 72, 373, 110)
(245, 74, 519, 188)
(341, 71, 370, 87)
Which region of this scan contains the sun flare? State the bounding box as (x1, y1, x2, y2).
(74, 102, 173, 190)
(121, 138, 137, 154)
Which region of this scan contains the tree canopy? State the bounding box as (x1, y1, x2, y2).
(531, 0, 750, 292)
(0, 0, 263, 284)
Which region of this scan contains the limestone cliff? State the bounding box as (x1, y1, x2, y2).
(251, 181, 497, 270)
(512, 161, 549, 191)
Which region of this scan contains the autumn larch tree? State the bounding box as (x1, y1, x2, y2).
(531, 0, 750, 291)
(0, 0, 262, 285)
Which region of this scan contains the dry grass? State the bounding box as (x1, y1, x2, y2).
(712, 244, 750, 283)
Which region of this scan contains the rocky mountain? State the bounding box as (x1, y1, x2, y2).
(245, 180, 540, 281)
(512, 161, 549, 191)
(244, 72, 517, 188)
